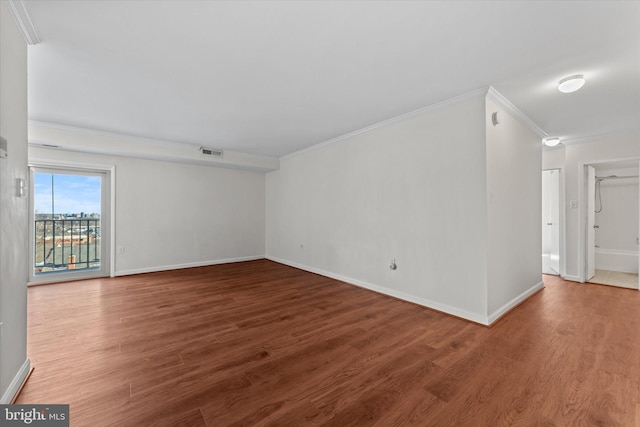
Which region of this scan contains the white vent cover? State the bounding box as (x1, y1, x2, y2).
(200, 147, 223, 158)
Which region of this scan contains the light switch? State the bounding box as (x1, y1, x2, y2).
(16, 178, 25, 197)
(0, 136, 7, 159)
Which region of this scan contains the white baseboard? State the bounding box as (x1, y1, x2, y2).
(115, 255, 264, 277)
(487, 281, 544, 325)
(563, 275, 581, 282)
(1, 358, 30, 404)
(266, 256, 490, 325)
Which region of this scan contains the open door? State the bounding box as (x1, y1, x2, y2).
(586, 165, 596, 281)
(542, 170, 560, 275)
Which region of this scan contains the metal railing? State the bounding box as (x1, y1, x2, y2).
(34, 218, 101, 273)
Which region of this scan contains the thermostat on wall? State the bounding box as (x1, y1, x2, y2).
(0, 136, 7, 159)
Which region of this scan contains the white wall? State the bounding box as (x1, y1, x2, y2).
(0, 2, 30, 402)
(267, 91, 542, 324)
(542, 146, 565, 170)
(485, 98, 542, 318)
(594, 166, 638, 252)
(544, 134, 640, 280)
(267, 94, 489, 322)
(29, 147, 266, 276)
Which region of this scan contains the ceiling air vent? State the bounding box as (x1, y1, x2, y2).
(200, 147, 223, 158)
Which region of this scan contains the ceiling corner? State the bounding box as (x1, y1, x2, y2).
(487, 86, 547, 139)
(7, 0, 41, 45)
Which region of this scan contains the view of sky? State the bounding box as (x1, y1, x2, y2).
(34, 173, 101, 215)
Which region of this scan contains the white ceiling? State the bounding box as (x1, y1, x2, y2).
(23, 0, 640, 158)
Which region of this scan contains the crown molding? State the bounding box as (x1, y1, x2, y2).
(7, 0, 41, 45)
(282, 87, 490, 160)
(28, 121, 279, 172)
(486, 86, 547, 138)
(29, 120, 200, 150)
(560, 129, 640, 146)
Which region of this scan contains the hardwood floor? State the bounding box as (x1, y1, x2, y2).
(17, 260, 640, 426)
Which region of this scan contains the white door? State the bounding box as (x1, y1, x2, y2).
(542, 170, 560, 275)
(586, 165, 596, 281)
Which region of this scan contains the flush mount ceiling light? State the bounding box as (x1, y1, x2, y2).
(558, 75, 586, 93)
(544, 138, 561, 147)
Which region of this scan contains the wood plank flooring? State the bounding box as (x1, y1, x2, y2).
(17, 260, 640, 426)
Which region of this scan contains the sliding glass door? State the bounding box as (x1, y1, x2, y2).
(29, 166, 110, 284)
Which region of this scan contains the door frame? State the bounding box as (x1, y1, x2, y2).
(586, 165, 596, 281)
(542, 168, 564, 276)
(579, 157, 640, 287)
(28, 159, 116, 284)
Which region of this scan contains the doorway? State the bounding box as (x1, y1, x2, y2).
(584, 161, 639, 289)
(29, 166, 111, 284)
(542, 169, 561, 275)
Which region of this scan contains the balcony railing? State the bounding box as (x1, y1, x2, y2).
(34, 218, 101, 274)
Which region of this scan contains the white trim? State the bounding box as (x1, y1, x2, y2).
(487, 281, 544, 325)
(27, 161, 115, 285)
(563, 275, 581, 282)
(486, 86, 547, 138)
(6, 0, 40, 45)
(578, 162, 589, 283)
(282, 86, 547, 161)
(266, 256, 490, 325)
(0, 359, 30, 404)
(29, 157, 115, 173)
(561, 129, 640, 146)
(579, 161, 587, 282)
(577, 156, 640, 283)
(29, 121, 200, 151)
(576, 156, 640, 168)
(281, 87, 490, 160)
(28, 121, 279, 173)
(542, 167, 566, 278)
(114, 256, 264, 277)
(560, 167, 567, 278)
(110, 168, 116, 278)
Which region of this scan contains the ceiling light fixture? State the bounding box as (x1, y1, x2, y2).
(558, 75, 585, 93)
(544, 138, 561, 147)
